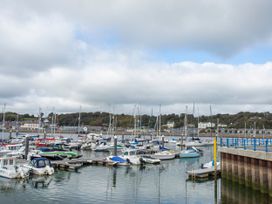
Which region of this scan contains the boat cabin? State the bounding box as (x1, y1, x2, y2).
(123, 149, 138, 156)
(5, 144, 23, 151)
(0, 157, 16, 168)
(31, 158, 52, 168)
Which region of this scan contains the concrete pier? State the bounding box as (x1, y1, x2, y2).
(220, 147, 272, 196)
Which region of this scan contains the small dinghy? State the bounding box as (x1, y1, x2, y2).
(201, 160, 220, 169)
(140, 156, 161, 164)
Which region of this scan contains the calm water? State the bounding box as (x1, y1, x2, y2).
(0, 135, 270, 204)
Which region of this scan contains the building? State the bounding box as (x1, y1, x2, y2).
(166, 121, 175, 129)
(198, 122, 215, 129)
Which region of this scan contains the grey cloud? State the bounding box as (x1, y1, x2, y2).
(2, 0, 272, 57)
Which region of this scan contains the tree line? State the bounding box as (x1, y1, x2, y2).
(2, 111, 272, 129)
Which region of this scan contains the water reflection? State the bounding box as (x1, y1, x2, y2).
(0, 147, 219, 204)
(29, 176, 52, 188)
(221, 178, 272, 204)
(0, 176, 53, 192)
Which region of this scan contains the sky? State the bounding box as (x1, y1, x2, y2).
(0, 0, 272, 116)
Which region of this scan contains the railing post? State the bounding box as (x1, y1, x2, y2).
(243, 138, 246, 150)
(253, 138, 256, 151)
(227, 138, 229, 147)
(266, 139, 268, 152)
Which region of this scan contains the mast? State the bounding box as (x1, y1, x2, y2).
(159, 104, 161, 137)
(184, 105, 188, 142)
(16, 113, 19, 137)
(38, 107, 42, 136)
(209, 105, 213, 138)
(1, 103, 6, 143)
(197, 106, 200, 138)
(51, 107, 55, 136)
(133, 105, 137, 137)
(53, 113, 57, 134)
(77, 106, 81, 135)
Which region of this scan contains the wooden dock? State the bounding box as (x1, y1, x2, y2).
(51, 158, 119, 171)
(187, 167, 221, 181)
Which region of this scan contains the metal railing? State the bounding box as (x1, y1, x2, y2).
(219, 137, 272, 152)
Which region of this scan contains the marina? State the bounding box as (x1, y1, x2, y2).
(0, 129, 271, 203)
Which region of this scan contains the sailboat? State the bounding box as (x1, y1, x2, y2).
(179, 106, 200, 158)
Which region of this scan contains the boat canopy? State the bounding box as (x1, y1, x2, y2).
(110, 156, 127, 163)
(31, 157, 51, 168)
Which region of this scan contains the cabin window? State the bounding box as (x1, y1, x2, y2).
(9, 159, 14, 165)
(38, 160, 46, 168)
(3, 160, 8, 166)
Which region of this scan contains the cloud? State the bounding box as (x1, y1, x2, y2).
(0, 10, 82, 76)
(2, 48, 272, 114)
(1, 0, 272, 57)
(0, 1, 272, 115)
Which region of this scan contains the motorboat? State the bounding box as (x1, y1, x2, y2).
(121, 149, 142, 165)
(140, 155, 160, 164)
(0, 156, 28, 179)
(106, 156, 130, 166)
(24, 157, 54, 176)
(151, 151, 176, 160)
(201, 160, 220, 169)
(179, 147, 200, 158)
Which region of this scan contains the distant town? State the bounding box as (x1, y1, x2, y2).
(1, 111, 272, 136)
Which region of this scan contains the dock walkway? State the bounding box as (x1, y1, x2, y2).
(187, 167, 220, 181)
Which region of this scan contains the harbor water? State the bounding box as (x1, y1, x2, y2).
(0, 133, 271, 203)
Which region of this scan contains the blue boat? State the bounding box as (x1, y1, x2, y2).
(106, 156, 130, 166)
(179, 147, 200, 158)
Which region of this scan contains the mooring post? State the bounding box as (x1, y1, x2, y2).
(113, 136, 117, 156)
(162, 135, 165, 148)
(25, 136, 30, 160)
(122, 135, 125, 143)
(253, 138, 256, 151)
(265, 139, 268, 152)
(9, 129, 12, 140)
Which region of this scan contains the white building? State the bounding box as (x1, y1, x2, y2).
(20, 123, 40, 130)
(198, 122, 215, 129)
(166, 121, 175, 129)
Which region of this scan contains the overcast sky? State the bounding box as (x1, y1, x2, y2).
(1, 0, 272, 116)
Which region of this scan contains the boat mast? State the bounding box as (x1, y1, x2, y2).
(197, 106, 200, 138)
(77, 106, 81, 136)
(133, 105, 137, 137)
(158, 104, 161, 137)
(1, 103, 6, 143)
(53, 113, 57, 134)
(15, 113, 19, 137)
(184, 106, 188, 142)
(38, 107, 42, 136)
(51, 107, 55, 136)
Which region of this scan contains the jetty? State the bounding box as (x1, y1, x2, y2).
(51, 158, 121, 171)
(187, 167, 220, 181)
(219, 137, 272, 196)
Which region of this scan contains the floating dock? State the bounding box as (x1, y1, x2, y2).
(51, 158, 120, 171)
(187, 167, 221, 181)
